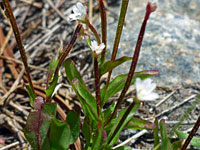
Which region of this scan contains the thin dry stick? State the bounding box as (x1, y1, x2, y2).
(0, 28, 12, 55)
(20, 0, 42, 8)
(0, 141, 20, 150)
(45, 0, 69, 23)
(156, 94, 197, 118)
(112, 129, 148, 149)
(0, 56, 48, 72)
(0, 67, 25, 105)
(155, 90, 176, 107)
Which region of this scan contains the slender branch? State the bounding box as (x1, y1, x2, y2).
(2, 0, 35, 96)
(98, 0, 107, 61)
(105, 2, 156, 127)
(46, 24, 82, 101)
(86, 18, 101, 44)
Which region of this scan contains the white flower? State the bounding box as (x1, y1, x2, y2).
(69, 2, 87, 21)
(135, 78, 158, 101)
(148, 0, 158, 12)
(90, 40, 105, 54)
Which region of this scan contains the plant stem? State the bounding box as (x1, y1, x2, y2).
(94, 54, 101, 117)
(86, 18, 101, 44)
(46, 24, 82, 101)
(103, 0, 129, 102)
(107, 101, 136, 145)
(105, 2, 156, 127)
(181, 97, 200, 150)
(2, 0, 35, 96)
(98, 0, 107, 61)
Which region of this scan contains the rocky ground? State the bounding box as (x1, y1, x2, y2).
(0, 0, 199, 149)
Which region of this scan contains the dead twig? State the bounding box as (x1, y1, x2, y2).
(0, 67, 25, 105)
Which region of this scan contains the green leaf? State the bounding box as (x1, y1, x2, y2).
(107, 103, 140, 146)
(45, 74, 59, 98)
(82, 117, 92, 146)
(101, 70, 158, 104)
(66, 111, 80, 144)
(115, 146, 132, 150)
(160, 119, 173, 150)
(175, 130, 200, 148)
(73, 79, 97, 113)
(99, 56, 132, 76)
(153, 118, 160, 149)
(64, 59, 98, 123)
(64, 59, 86, 87)
(49, 118, 71, 150)
(92, 124, 103, 149)
(24, 103, 57, 150)
(103, 102, 116, 123)
(48, 58, 59, 81)
(25, 85, 36, 106)
(125, 117, 156, 130)
(172, 141, 182, 150)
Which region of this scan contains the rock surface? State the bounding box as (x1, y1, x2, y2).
(106, 0, 200, 86)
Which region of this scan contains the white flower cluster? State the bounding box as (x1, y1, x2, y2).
(135, 78, 158, 101)
(69, 2, 87, 21)
(90, 40, 105, 55)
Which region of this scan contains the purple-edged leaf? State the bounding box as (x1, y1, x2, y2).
(99, 56, 132, 76)
(73, 78, 97, 113)
(24, 103, 57, 150)
(125, 117, 156, 130)
(175, 130, 200, 148)
(64, 60, 98, 122)
(49, 118, 71, 150)
(101, 70, 158, 104)
(160, 119, 172, 150)
(66, 111, 80, 144)
(64, 59, 86, 87)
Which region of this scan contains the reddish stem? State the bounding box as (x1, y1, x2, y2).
(46, 24, 82, 101)
(98, 0, 107, 61)
(94, 54, 101, 117)
(105, 2, 156, 127)
(181, 116, 200, 150)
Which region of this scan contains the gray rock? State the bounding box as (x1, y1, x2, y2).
(106, 0, 200, 86)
